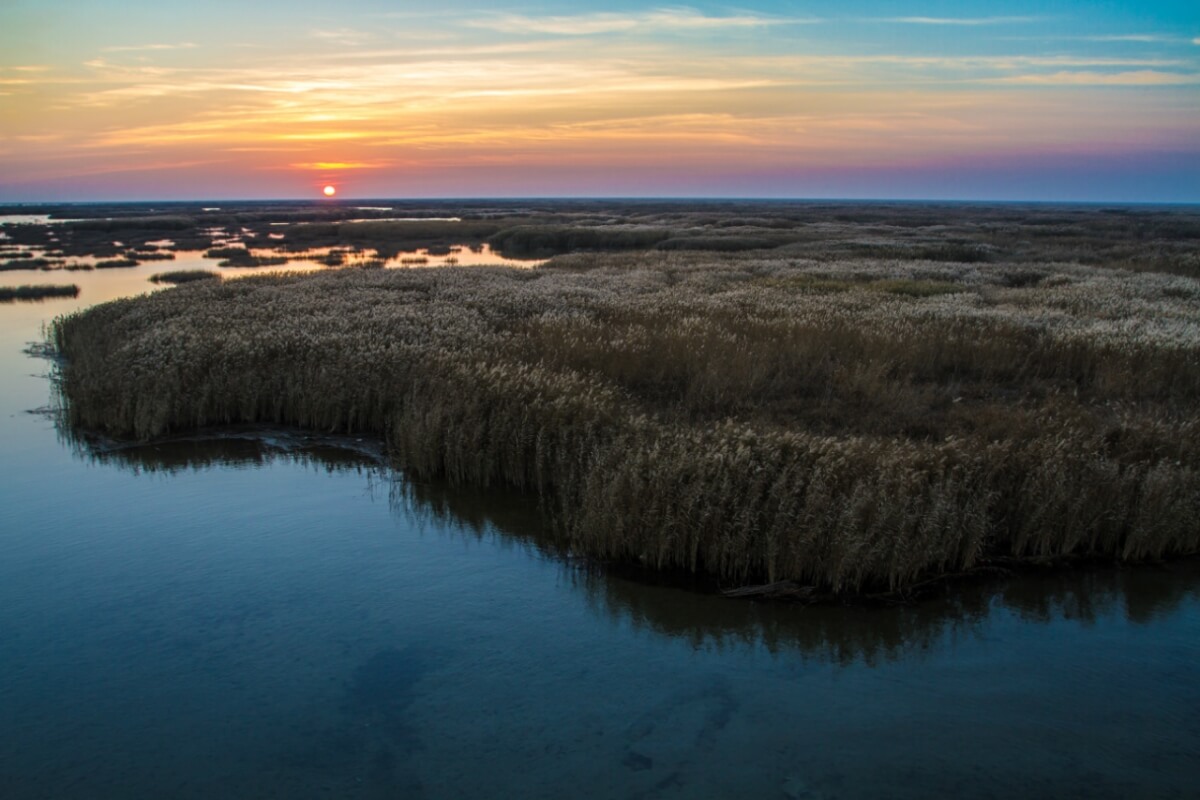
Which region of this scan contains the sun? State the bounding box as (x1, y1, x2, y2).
(322, 185, 337, 197)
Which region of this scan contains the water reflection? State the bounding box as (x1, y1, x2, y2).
(64, 427, 389, 475)
(66, 427, 1200, 667)
(996, 567, 1200, 626)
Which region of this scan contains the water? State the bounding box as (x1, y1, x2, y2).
(0, 214, 62, 225)
(2, 242, 533, 284)
(1, 271, 1198, 798)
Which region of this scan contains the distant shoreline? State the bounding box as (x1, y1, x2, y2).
(5, 197, 1200, 211)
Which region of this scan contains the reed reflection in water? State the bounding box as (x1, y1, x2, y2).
(0, 425, 1193, 798)
(76, 430, 1200, 666)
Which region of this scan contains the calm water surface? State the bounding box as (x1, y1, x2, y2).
(0, 268, 1198, 799)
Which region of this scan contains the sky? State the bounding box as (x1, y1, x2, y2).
(1, 1, 1198, 202)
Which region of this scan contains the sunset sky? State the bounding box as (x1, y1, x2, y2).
(1, 1, 1198, 202)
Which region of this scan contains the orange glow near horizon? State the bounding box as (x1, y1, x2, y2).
(322, 185, 336, 197)
(0, 4, 1197, 201)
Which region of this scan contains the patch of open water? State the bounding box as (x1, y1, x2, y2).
(0, 258, 1197, 798)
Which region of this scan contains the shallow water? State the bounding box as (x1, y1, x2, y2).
(0, 268, 1198, 798)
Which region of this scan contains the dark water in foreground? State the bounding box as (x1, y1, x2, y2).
(1, 270, 1198, 798)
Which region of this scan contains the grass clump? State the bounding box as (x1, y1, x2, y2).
(2, 257, 58, 271)
(95, 257, 139, 269)
(149, 270, 220, 285)
(129, 250, 176, 261)
(216, 254, 290, 268)
(655, 235, 787, 251)
(756, 275, 962, 297)
(2, 284, 79, 301)
(52, 245, 1200, 595)
(205, 247, 248, 260)
(488, 225, 674, 257)
(871, 279, 963, 297)
(64, 215, 194, 231)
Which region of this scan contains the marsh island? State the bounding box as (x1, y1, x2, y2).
(32, 200, 1200, 596)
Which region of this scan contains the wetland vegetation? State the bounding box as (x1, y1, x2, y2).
(38, 201, 1200, 595)
(1, 284, 79, 301)
(149, 269, 220, 285)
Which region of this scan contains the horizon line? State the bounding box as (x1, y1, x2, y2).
(2, 196, 1198, 208)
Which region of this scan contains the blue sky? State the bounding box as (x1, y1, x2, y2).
(1, 1, 1197, 200)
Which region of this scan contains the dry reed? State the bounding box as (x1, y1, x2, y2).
(3, 284, 80, 301)
(51, 234, 1200, 593)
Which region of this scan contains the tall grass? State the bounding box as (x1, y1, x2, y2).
(94, 257, 139, 269)
(12, 202, 1200, 278)
(51, 243, 1200, 593)
(149, 270, 220, 285)
(129, 250, 177, 261)
(2, 257, 59, 271)
(488, 225, 674, 257)
(3, 284, 79, 301)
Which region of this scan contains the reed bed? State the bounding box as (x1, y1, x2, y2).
(2, 257, 60, 271)
(3, 284, 79, 301)
(129, 250, 177, 261)
(94, 257, 139, 269)
(10, 202, 1199, 278)
(52, 246, 1200, 594)
(149, 269, 220, 285)
(217, 255, 289, 268)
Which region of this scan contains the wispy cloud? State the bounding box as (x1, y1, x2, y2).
(632, 8, 819, 29)
(309, 28, 373, 46)
(876, 17, 1039, 26)
(1193, 37, 1200, 46)
(0, 155, 225, 184)
(992, 70, 1200, 86)
(745, 54, 1190, 72)
(317, 41, 575, 62)
(1085, 34, 1170, 43)
(103, 42, 197, 53)
(997, 33, 1193, 45)
(291, 160, 390, 170)
(6, 6, 1198, 197)
(469, 8, 813, 36)
(469, 13, 635, 35)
